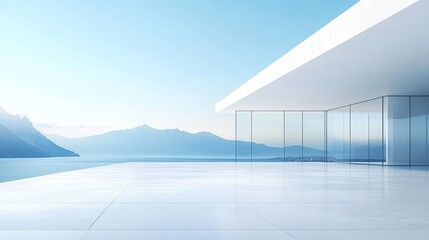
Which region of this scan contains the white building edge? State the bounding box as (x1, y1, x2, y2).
(216, 0, 429, 165)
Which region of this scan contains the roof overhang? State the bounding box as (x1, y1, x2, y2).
(216, 0, 429, 112)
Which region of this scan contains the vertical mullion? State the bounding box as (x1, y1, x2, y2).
(409, 96, 411, 166)
(301, 111, 304, 162)
(235, 111, 237, 162)
(283, 111, 286, 162)
(250, 111, 253, 162)
(325, 111, 328, 162)
(425, 97, 429, 165)
(382, 97, 385, 166)
(368, 113, 370, 164)
(349, 105, 352, 164)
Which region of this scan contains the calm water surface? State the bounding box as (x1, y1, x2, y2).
(0, 156, 235, 183)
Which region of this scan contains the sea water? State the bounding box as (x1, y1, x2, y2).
(0, 156, 236, 183)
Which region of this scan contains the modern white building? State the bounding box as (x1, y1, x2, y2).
(216, 0, 429, 165)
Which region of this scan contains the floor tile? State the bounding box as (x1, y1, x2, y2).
(0, 203, 108, 229)
(0, 230, 85, 240)
(91, 203, 276, 230)
(287, 230, 429, 240)
(0, 162, 428, 239)
(115, 189, 237, 203)
(242, 203, 429, 230)
(82, 230, 294, 240)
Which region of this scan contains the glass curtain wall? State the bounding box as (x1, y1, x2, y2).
(327, 106, 350, 162)
(303, 112, 325, 162)
(350, 103, 369, 163)
(236, 111, 251, 161)
(368, 99, 383, 164)
(410, 96, 429, 165)
(350, 98, 383, 164)
(235, 111, 326, 162)
(326, 98, 384, 164)
(384, 97, 410, 165)
(235, 96, 429, 165)
(385, 96, 429, 166)
(251, 112, 284, 161)
(285, 112, 303, 162)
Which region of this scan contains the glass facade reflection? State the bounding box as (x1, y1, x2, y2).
(285, 112, 303, 162)
(350, 98, 383, 164)
(384, 97, 409, 165)
(303, 112, 325, 162)
(410, 97, 429, 165)
(236, 111, 251, 162)
(327, 106, 350, 162)
(235, 96, 429, 165)
(251, 112, 284, 161)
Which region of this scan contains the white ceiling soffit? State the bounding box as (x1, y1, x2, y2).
(216, 0, 429, 112)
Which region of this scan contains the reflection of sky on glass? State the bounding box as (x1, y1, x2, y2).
(252, 112, 283, 148)
(303, 112, 325, 150)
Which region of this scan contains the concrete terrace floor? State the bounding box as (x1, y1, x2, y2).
(0, 162, 429, 240)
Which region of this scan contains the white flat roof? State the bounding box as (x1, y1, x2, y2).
(216, 0, 429, 112)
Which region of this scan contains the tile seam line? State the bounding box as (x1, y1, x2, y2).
(80, 165, 146, 239)
(237, 203, 298, 240)
(280, 229, 299, 240)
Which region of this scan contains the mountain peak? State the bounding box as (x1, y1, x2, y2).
(132, 124, 184, 133)
(196, 131, 216, 137)
(133, 124, 154, 131)
(0, 107, 79, 158)
(0, 106, 10, 115)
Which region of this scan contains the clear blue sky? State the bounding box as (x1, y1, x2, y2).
(0, 0, 357, 139)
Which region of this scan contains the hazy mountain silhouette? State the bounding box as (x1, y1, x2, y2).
(0, 107, 79, 158)
(50, 124, 324, 157)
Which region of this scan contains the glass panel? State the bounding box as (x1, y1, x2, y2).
(285, 112, 302, 162)
(427, 100, 429, 166)
(384, 96, 410, 165)
(327, 106, 350, 162)
(350, 98, 383, 164)
(368, 98, 383, 164)
(236, 111, 251, 162)
(303, 112, 325, 162)
(410, 97, 428, 165)
(351, 104, 369, 163)
(251, 112, 284, 161)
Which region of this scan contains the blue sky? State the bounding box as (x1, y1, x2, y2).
(0, 0, 357, 139)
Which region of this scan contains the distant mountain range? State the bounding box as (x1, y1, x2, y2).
(0, 107, 79, 158)
(0, 107, 324, 158)
(49, 124, 324, 157)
